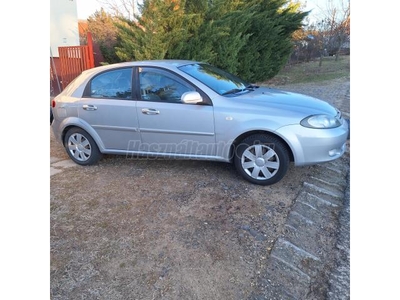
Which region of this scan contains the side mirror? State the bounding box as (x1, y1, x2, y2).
(181, 91, 203, 104)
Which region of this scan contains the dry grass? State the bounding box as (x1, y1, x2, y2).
(263, 55, 350, 85)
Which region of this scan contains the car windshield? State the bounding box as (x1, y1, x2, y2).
(178, 63, 250, 96)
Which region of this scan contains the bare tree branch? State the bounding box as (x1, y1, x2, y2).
(97, 0, 140, 20)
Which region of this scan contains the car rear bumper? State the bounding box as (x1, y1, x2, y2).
(51, 120, 64, 145)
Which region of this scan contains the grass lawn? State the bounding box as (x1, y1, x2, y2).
(263, 55, 350, 85)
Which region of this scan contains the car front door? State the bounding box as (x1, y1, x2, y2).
(136, 67, 216, 156)
(78, 67, 141, 151)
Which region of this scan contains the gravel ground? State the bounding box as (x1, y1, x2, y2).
(50, 77, 350, 299)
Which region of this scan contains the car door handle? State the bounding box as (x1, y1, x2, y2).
(82, 104, 97, 111)
(141, 108, 160, 115)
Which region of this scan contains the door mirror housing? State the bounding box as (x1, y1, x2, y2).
(181, 91, 203, 104)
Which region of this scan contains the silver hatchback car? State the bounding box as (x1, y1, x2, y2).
(51, 60, 348, 185)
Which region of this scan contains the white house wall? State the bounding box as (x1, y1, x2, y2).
(50, 0, 79, 57)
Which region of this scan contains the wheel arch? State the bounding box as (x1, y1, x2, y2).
(61, 124, 104, 152)
(229, 130, 294, 163)
(63, 126, 103, 165)
(61, 125, 78, 146)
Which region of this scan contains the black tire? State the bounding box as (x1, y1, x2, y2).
(234, 134, 289, 185)
(64, 127, 102, 165)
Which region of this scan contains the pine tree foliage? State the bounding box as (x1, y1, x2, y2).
(112, 0, 308, 81)
(87, 8, 121, 63)
(115, 0, 191, 60)
(236, 0, 308, 81)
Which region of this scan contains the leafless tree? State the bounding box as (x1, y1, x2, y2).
(316, 0, 350, 62)
(97, 0, 140, 20)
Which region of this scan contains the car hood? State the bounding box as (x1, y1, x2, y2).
(232, 87, 338, 116)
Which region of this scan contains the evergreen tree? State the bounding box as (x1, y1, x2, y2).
(180, 0, 252, 73)
(180, 0, 307, 81)
(87, 8, 121, 64)
(236, 0, 308, 82)
(113, 0, 308, 82)
(115, 0, 191, 61)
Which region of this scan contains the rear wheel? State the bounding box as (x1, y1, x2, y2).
(234, 134, 289, 185)
(64, 127, 102, 165)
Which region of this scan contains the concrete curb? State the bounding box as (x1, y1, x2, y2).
(250, 148, 350, 299)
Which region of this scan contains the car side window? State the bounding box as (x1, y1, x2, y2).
(139, 68, 193, 103)
(90, 68, 132, 99)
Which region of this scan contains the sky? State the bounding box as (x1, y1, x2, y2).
(76, 0, 141, 19)
(77, 0, 105, 19)
(76, 0, 342, 20)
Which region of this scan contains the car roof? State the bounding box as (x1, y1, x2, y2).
(82, 59, 200, 75)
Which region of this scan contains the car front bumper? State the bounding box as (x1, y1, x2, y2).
(275, 119, 349, 166)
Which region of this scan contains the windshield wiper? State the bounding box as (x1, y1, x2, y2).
(222, 85, 258, 96)
(222, 88, 245, 95)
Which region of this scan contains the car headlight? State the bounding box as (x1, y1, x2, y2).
(300, 114, 342, 129)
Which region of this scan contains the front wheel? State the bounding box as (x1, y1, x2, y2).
(234, 134, 289, 185)
(64, 127, 102, 165)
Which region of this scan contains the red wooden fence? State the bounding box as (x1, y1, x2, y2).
(58, 33, 95, 89)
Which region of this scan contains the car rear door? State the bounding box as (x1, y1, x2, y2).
(78, 67, 141, 151)
(136, 67, 216, 156)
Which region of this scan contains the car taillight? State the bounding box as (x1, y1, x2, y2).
(52, 100, 56, 108)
